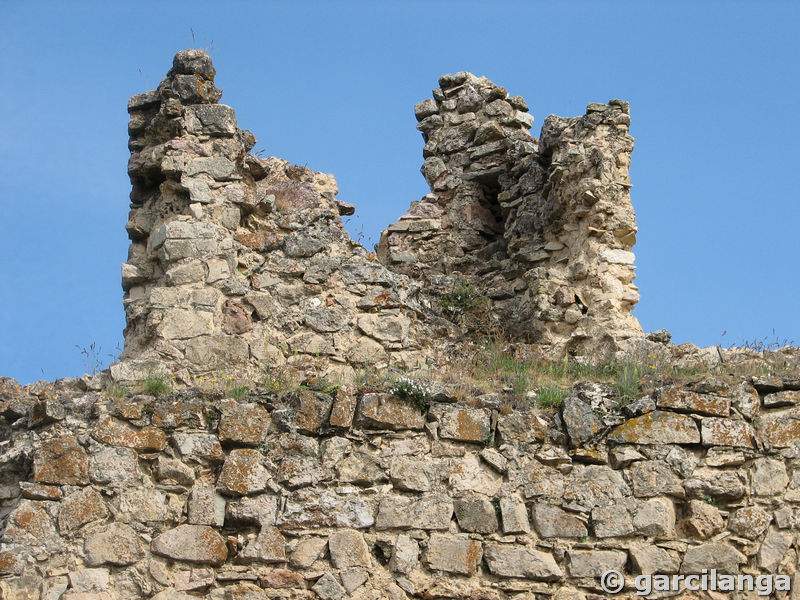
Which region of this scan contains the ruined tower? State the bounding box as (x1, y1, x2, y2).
(378, 72, 643, 357)
(119, 50, 428, 382)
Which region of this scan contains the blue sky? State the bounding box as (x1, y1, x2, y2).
(1, 1, 798, 384)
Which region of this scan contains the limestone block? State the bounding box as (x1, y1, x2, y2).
(151, 524, 228, 565)
(425, 534, 482, 575)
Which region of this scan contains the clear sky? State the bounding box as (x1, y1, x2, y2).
(1, 1, 798, 385)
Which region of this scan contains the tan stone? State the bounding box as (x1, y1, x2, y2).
(218, 401, 271, 446)
(329, 385, 357, 428)
(728, 506, 771, 539)
(755, 406, 800, 448)
(657, 388, 730, 417)
(532, 503, 587, 538)
(4, 500, 59, 545)
(357, 393, 425, 430)
(434, 406, 492, 443)
(567, 549, 627, 578)
(484, 544, 562, 581)
(84, 523, 144, 566)
(375, 494, 453, 530)
(328, 529, 371, 568)
(681, 499, 724, 539)
(260, 569, 306, 589)
(34, 436, 89, 485)
(700, 417, 755, 448)
(217, 449, 270, 496)
(239, 526, 286, 563)
(608, 411, 700, 445)
(426, 534, 482, 575)
(151, 524, 228, 565)
(681, 542, 745, 573)
(92, 415, 167, 451)
(59, 487, 108, 533)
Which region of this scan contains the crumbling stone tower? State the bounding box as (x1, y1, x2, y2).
(119, 50, 428, 382)
(377, 72, 642, 357)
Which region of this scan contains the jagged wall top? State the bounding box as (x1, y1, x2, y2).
(119, 50, 430, 383)
(378, 71, 642, 357)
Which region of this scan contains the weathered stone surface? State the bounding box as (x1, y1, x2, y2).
(755, 406, 800, 448)
(629, 542, 680, 575)
(389, 456, 435, 492)
(329, 386, 357, 428)
(92, 415, 167, 451)
(591, 502, 634, 538)
(272, 390, 333, 435)
(172, 433, 225, 462)
(563, 465, 628, 509)
(376, 494, 453, 530)
(633, 497, 675, 538)
(217, 449, 270, 496)
(156, 456, 195, 485)
(188, 485, 226, 526)
(495, 409, 548, 446)
(277, 490, 374, 529)
(59, 487, 108, 533)
(84, 523, 144, 566)
(681, 499, 724, 539)
(683, 468, 746, 501)
(454, 496, 498, 533)
(89, 446, 138, 484)
(335, 451, 385, 486)
(19, 481, 61, 500)
(34, 437, 89, 485)
(119, 487, 168, 523)
(728, 506, 771, 539)
(700, 417, 755, 448)
(630, 460, 683, 498)
(449, 452, 503, 496)
(763, 389, 800, 408)
(608, 411, 700, 444)
(68, 568, 110, 593)
(218, 401, 271, 446)
(568, 550, 627, 578)
(434, 406, 492, 442)
(226, 495, 278, 526)
(484, 544, 563, 581)
(151, 525, 228, 565)
(4, 500, 60, 548)
(289, 537, 327, 568)
(657, 388, 730, 417)
(357, 393, 425, 430)
(751, 457, 789, 496)
(312, 573, 345, 600)
(561, 396, 603, 447)
(426, 534, 482, 575)
(328, 529, 371, 568)
(532, 504, 587, 538)
(389, 534, 419, 575)
(499, 497, 530, 534)
(681, 542, 746, 573)
(260, 569, 306, 589)
(239, 526, 286, 563)
(480, 447, 508, 473)
(757, 529, 793, 571)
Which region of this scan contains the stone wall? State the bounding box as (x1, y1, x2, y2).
(119, 50, 647, 382)
(120, 50, 430, 384)
(377, 73, 642, 357)
(2, 373, 799, 599)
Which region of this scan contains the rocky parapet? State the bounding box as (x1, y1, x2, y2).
(120, 50, 429, 383)
(378, 73, 642, 358)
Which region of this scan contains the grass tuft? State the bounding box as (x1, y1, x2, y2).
(143, 375, 170, 397)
